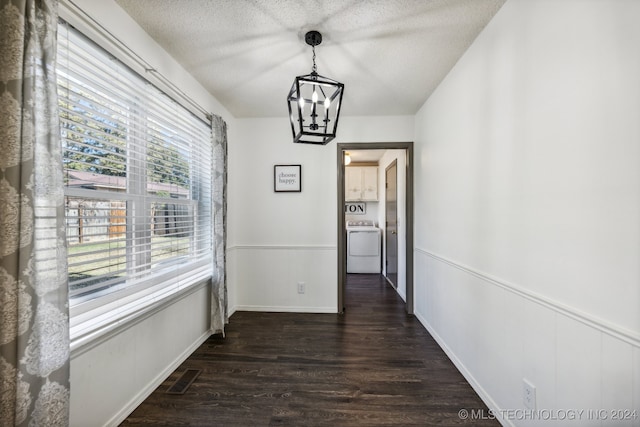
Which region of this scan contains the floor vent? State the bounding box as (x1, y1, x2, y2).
(166, 369, 201, 395)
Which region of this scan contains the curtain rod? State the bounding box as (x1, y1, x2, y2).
(62, 0, 212, 123)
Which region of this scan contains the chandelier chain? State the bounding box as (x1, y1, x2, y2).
(312, 45, 317, 73)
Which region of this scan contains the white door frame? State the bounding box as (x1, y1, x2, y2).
(337, 142, 414, 314)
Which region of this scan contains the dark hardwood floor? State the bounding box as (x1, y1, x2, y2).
(121, 274, 498, 426)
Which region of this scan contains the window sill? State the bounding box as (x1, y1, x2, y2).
(70, 276, 211, 359)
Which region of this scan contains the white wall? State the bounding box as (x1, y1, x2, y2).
(228, 116, 413, 313)
(60, 1, 234, 425)
(413, 0, 640, 425)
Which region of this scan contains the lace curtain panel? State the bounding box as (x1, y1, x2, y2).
(0, 0, 71, 425)
(211, 114, 228, 335)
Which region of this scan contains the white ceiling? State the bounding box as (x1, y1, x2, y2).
(115, 0, 505, 118)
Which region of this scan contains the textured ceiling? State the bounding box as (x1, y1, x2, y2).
(115, 0, 505, 118)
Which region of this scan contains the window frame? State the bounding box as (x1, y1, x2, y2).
(56, 16, 214, 351)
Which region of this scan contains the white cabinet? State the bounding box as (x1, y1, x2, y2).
(345, 166, 378, 201)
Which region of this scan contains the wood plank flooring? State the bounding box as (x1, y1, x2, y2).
(121, 274, 498, 426)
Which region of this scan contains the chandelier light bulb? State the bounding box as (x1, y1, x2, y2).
(312, 88, 318, 103)
(324, 97, 331, 109)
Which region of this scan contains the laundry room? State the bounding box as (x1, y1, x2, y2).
(343, 148, 407, 296)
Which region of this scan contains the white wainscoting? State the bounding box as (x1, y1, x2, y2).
(229, 245, 338, 314)
(414, 248, 640, 427)
(70, 283, 211, 427)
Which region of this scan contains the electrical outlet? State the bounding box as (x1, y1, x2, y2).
(297, 282, 306, 294)
(523, 378, 536, 410)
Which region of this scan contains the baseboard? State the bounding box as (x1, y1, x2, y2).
(414, 310, 512, 427)
(234, 305, 337, 314)
(228, 305, 237, 318)
(105, 329, 211, 427)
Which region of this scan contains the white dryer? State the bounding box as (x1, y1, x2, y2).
(346, 220, 381, 273)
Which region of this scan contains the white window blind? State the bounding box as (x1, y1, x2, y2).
(56, 21, 213, 345)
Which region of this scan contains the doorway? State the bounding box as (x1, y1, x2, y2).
(337, 142, 414, 315)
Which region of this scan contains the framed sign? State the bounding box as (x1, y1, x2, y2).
(274, 164, 301, 192)
(345, 202, 366, 215)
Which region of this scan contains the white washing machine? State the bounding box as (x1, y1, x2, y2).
(346, 220, 381, 273)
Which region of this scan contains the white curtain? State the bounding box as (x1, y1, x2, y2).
(0, 0, 71, 425)
(210, 114, 228, 335)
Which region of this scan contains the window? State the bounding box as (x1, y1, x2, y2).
(56, 22, 213, 343)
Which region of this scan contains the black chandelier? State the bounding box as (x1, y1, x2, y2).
(287, 31, 344, 145)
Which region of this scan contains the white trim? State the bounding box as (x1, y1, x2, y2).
(70, 260, 211, 317)
(104, 328, 211, 427)
(234, 305, 337, 314)
(414, 310, 514, 427)
(227, 305, 237, 318)
(70, 278, 210, 358)
(415, 248, 640, 348)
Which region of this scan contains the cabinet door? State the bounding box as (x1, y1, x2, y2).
(361, 167, 378, 201)
(345, 167, 362, 201)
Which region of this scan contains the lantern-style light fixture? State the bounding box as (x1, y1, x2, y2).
(287, 31, 344, 145)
